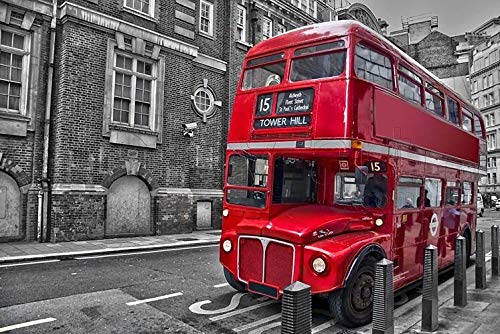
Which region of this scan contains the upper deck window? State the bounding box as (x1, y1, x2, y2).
(354, 43, 393, 89)
(424, 82, 444, 117)
(446, 97, 459, 126)
(462, 108, 473, 133)
(398, 65, 422, 105)
(242, 53, 285, 90)
(474, 114, 484, 138)
(290, 41, 346, 82)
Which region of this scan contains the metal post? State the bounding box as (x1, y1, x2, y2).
(372, 259, 394, 334)
(492, 225, 499, 276)
(422, 245, 438, 332)
(281, 281, 311, 334)
(454, 236, 467, 307)
(476, 230, 486, 289)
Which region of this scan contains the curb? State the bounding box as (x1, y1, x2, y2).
(0, 239, 220, 265)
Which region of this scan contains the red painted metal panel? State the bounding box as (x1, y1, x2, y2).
(373, 90, 479, 163)
(265, 242, 294, 289)
(239, 238, 263, 282)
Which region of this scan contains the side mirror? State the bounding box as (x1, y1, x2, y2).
(355, 166, 368, 184)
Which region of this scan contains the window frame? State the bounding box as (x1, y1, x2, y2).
(446, 97, 460, 126)
(111, 51, 157, 130)
(397, 63, 423, 105)
(262, 16, 273, 40)
(424, 178, 443, 208)
(236, 4, 247, 42)
(123, 0, 155, 18)
(199, 0, 214, 37)
(424, 82, 444, 117)
(396, 176, 423, 211)
(353, 42, 394, 91)
(0, 25, 31, 115)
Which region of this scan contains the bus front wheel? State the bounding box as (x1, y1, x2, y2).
(223, 267, 246, 292)
(328, 256, 377, 327)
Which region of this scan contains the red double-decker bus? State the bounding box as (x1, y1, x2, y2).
(219, 20, 486, 327)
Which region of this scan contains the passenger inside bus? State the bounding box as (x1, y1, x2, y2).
(402, 198, 414, 208)
(416, 190, 431, 207)
(362, 174, 387, 208)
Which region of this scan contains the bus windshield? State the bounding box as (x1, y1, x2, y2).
(272, 157, 316, 204)
(242, 53, 286, 90)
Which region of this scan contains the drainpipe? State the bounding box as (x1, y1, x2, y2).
(39, 0, 57, 242)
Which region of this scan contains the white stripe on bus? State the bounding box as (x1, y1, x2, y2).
(227, 140, 486, 175)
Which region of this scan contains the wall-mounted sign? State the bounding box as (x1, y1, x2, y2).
(276, 88, 314, 114)
(254, 115, 311, 129)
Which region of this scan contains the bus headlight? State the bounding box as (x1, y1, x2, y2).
(222, 240, 232, 253)
(223, 209, 229, 217)
(375, 218, 384, 227)
(312, 257, 327, 274)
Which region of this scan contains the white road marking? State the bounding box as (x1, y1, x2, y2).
(126, 292, 183, 306)
(312, 319, 337, 333)
(248, 321, 281, 334)
(209, 300, 276, 321)
(0, 259, 60, 268)
(75, 244, 218, 259)
(189, 293, 245, 315)
(213, 283, 229, 288)
(233, 313, 281, 332)
(0, 318, 57, 332)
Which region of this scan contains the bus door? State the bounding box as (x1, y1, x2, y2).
(441, 182, 462, 266)
(393, 177, 424, 284)
(420, 178, 444, 264)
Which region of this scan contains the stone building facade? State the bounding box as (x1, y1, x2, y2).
(0, 0, 386, 243)
(470, 17, 500, 196)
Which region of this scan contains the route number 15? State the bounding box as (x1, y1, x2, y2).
(366, 161, 386, 172)
(256, 94, 273, 116)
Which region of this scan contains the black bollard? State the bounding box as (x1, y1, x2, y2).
(492, 225, 499, 277)
(454, 236, 467, 307)
(372, 259, 394, 334)
(281, 281, 311, 334)
(422, 245, 439, 332)
(476, 230, 486, 289)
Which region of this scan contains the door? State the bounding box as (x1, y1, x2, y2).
(106, 176, 151, 237)
(0, 171, 20, 238)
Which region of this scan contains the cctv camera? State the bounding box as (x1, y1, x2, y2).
(182, 122, 197, 130)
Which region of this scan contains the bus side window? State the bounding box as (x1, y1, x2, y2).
(423, 178, 442, 207)
(398, 65, 422, 105)
(354, 43, 393, 90)
(396, 177, 422, 209)
(446, 186, 460, 205)
(461, 182, 473, 205)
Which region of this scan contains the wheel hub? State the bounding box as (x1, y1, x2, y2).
(351, 273, 374, 311)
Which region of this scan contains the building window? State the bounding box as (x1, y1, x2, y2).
(112, 53, 156, 129)
(236, 5, 246, 42)
(0, 27, 30, 114)
(494, 173, 497, 184)
(491, 112, 496, 125)
(290, 0, 317, 18)
(192, 86, 214, 115)
(489, 74, 493, 87)
(262, 17, 272, 40)
(124, 0, 155, 17)
(354, 43, 393, 90)
(487, 133, 497, 150)
(473, 80, 478, 93)
(494, 157, 497, 167)
(483, 76, 488, 88)
(199, 0, 214, 36)
(276, 23, 287, 36)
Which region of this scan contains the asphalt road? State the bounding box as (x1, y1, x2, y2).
(1, 211, 500, 334)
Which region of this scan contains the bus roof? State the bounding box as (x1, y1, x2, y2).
(247, 20, 479, 118)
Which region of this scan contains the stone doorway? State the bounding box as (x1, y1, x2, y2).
(0, 171, 20, 238)
(106, 176, 151, 237)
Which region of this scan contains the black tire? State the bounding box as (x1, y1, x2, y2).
(328, 256, 377, 327)
(223, 267, 246, 292)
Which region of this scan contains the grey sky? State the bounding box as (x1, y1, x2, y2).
(352, 0, 500, 36)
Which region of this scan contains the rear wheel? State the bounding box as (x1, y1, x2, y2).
(329, 256, 377, 327)
(223, 267, 246, 292)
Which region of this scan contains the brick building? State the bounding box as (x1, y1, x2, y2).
(469, 17, 500, 196)
(388, 16, 471, 100)
(0, 0, 386, 243)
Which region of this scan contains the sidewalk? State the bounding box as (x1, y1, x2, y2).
(0, 230, 221, 264)
(391, 255, 500, 334)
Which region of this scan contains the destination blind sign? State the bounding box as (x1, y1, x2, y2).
(276, 88, 314, 114)
(254, 88, 314, 129)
